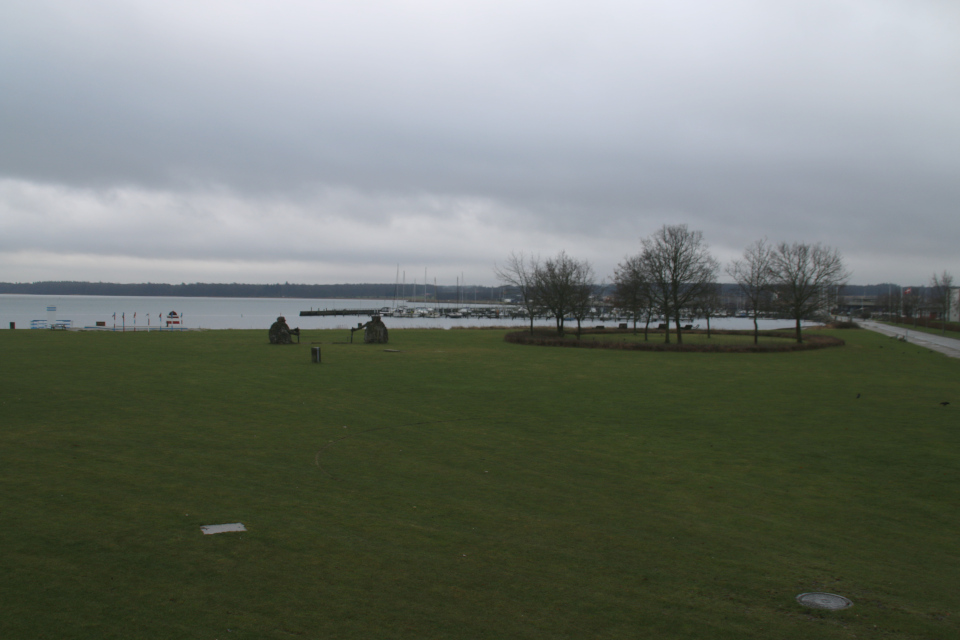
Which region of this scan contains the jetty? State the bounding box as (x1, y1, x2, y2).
(300, 306, 510, 318)
(300, 308, 379, 317)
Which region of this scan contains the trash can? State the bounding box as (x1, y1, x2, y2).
(9, 322, 14, 330)
(311, 347, 321, 363)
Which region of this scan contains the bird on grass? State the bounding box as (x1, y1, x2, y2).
(940, 401, 950, 407)
(856, 393, 861, 399)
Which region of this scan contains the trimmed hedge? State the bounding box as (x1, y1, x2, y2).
(504, 329, 845, 353)
(825, 321, 861, 329)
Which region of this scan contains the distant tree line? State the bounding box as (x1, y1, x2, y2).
(0, 281, 505, 301)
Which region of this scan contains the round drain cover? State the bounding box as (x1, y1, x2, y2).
(796, 592, 853, 610)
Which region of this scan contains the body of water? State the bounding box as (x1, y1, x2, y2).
(1, 294, 812, 332)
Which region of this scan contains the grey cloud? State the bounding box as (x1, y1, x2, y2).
(1, 1, 958, 285)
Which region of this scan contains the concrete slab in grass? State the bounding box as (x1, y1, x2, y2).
(201, 523, 246, 535)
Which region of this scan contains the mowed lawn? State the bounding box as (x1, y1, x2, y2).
(1, 327, 957, 639)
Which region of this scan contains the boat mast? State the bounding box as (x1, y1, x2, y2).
(393, 264, 399, 310)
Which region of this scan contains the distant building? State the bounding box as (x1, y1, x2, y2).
(838, 295, 877, 315)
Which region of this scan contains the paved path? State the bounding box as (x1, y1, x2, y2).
(859, 320, 960, 359)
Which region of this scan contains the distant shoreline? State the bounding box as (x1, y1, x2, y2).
(0, 281, 504, 302)
(2, 291, 384, 301)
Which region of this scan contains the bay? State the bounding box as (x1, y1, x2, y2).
(1, 294, 809, 332)
(0, 294, 526, 330)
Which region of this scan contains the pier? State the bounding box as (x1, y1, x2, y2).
(300, 308, 379, 317)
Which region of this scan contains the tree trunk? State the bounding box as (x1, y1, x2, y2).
(753, 315, 759, 344)
(795, 317, 803, 343)
(706, 315, 711, 338)
(675, 316, 683, 344)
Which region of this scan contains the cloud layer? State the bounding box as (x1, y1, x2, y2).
(2, 1, 958, 285)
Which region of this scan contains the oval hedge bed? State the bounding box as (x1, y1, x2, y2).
(504, 329, 845, 353)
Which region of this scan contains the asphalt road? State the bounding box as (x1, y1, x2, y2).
(859, 320, 960, 359)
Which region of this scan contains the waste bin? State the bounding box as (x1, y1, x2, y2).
(311, 347, 321, 363)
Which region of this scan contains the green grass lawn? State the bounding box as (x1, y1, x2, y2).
(1, 327, 958, 639)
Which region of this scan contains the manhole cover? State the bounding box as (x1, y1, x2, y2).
(796, 592, 853, 610)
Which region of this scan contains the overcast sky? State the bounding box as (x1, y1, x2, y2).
(1, 0, 958, 287)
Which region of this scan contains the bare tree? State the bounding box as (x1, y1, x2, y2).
(902, 287, 922, 325)
(614, 253, 653, 337)
(727, 238, 775, 344)
(640, 224, 719, 344)
(569, 267, 598, 339)
(534, 251, 591, 337)
(929, 271, 955, 334)
(877, 286, 902, 321)
(770, 242, 850, 343)
(690, 283, 723, 338)
(494, 252, 541, 334)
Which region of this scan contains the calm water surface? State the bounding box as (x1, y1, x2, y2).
(1, 294, 809, 332)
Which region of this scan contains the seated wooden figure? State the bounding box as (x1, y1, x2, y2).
(268, 316, 300, 344)
(351, 315, 389, 344)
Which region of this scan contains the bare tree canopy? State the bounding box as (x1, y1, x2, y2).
(690, 282, 723, 338)
(496, 250, 594, 336)
(929, 270, 955, 334)
(568, 264, 597, 339)
(727, 238, 776, 344)
(533, 250, 593, 337)
(902, 287, 922, 325)
(640, 224, 718, 344)
(770, 242, 850, 343)
(494, 251, 541, 333)
(614, 253, 654, 337)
